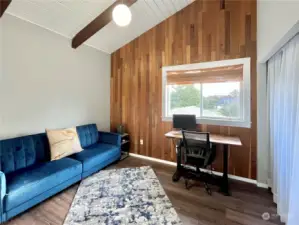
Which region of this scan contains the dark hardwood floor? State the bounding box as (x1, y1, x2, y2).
(4, 156, 283, 225)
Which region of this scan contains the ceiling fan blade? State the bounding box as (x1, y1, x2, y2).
(72, 0, 137, 49)
(0, 0, 12, 18)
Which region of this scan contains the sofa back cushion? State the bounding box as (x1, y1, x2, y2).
(0, 134, 50, 174)
(76, 124, 99, 148)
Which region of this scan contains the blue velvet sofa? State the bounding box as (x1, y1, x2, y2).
(0, 124, 121, 223)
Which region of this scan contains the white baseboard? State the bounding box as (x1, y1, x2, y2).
(257, 182, 269, 189)
(280, 213, 287, 223)
(129, 153, 177, 166)
(129, 153, 268, 188)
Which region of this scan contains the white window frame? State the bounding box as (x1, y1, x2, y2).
(162, 57, 251, 128)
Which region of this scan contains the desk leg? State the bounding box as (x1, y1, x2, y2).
(172, 141, 182, 182)
(220, 144, 231, 196)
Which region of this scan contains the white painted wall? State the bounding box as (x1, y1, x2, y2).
(0, 15, 111, 139)
(257, 0, 299, 185)
(257, 0, 299, 62)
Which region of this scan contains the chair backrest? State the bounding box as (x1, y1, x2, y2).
(182, 130, 212, 167)
(76, 124, 99, 148)
(0, 133, 50, 175)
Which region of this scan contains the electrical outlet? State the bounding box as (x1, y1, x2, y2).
(140, 139, 143, 145)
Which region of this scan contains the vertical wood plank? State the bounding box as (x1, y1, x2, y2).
(111, 0, 257, 179)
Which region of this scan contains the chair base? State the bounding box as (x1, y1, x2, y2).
(183, 170, 212, 195)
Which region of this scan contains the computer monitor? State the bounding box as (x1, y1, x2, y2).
(172, 114, 197, 130)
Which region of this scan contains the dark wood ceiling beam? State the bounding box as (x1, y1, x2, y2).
(0, 0, 12, 18)
(72, 0, 137, 49)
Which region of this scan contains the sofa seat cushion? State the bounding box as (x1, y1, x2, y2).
(4, 158, 82, 211)
(70, 143, 119, 172)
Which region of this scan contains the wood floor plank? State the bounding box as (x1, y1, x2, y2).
(3, 157, 283, 225)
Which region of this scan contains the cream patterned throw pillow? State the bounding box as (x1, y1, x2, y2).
(46, 127, 83, 161)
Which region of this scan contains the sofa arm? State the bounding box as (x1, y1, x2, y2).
(99, 131, 121, 146)
(0, 171, 6, 223)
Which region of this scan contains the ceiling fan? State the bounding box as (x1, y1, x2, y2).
(72, 0, 138, 49)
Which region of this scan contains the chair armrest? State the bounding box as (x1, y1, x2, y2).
(99, 131, 121, 146)
(0, 171, 6, 223)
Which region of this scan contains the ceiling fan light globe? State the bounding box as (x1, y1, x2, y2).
(112, 4, 132, 27)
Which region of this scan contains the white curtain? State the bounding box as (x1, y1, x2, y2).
(267, 34, 299, 224)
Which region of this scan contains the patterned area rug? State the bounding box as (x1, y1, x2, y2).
(64, 166, 182, 225)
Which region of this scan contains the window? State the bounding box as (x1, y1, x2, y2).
(162, 58, 251, 128)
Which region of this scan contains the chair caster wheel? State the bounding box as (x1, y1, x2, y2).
(206, 188, 212, 196)
(185, 179, 189, 189)
(204, 183, 212, 195)
(172, 171, 181, 182)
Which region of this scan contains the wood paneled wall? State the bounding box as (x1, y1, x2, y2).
(111, 0, 257, 179)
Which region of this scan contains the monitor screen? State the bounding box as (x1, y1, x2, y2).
(172, 114, 197, 130)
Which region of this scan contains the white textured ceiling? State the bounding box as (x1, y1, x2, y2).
(5, 0, 195, 54)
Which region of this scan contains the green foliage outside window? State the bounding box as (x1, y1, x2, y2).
(170, 85, 200, 109)
(219, 90, 240, 117)
(203, 96, 221, 109)
(170, 84, 240, 118)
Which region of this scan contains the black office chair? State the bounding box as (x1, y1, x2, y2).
(181, 130, 216, 195)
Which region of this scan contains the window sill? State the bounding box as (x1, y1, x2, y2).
(162, 117, 251, 128)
